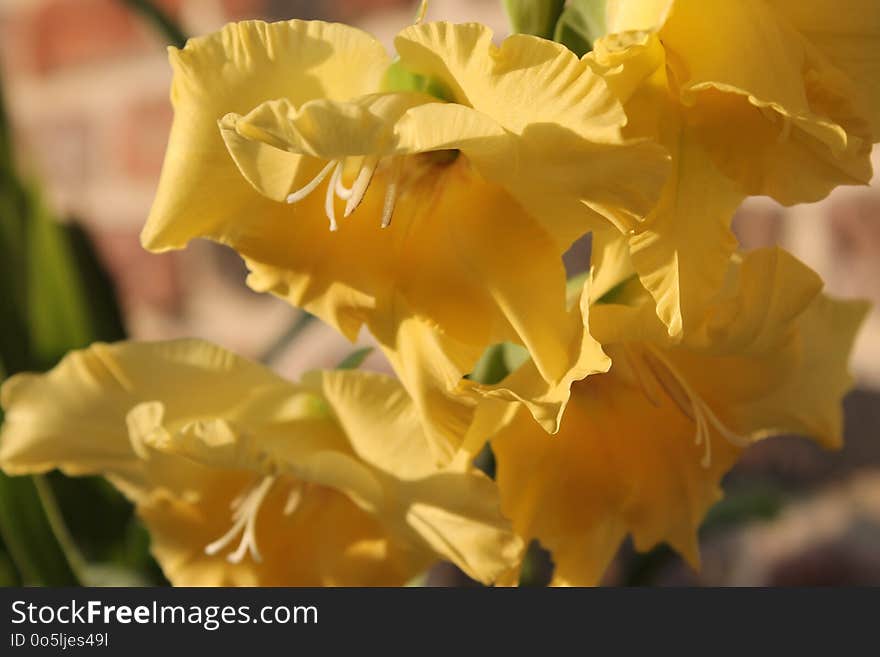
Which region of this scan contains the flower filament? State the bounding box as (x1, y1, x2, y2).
(286, 155, 396, 231)
(635, 346, 752, 468)
(204, 475, 304, 564)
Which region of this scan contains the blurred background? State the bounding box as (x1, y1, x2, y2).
(0, 0, 878, 586)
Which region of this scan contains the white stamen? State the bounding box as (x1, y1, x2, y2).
(283, 485, 303, 515)
(205, 475, 275, 564)
(325, 162, 343, 231)
(381, 157, 403, 228)
(344, 157, 378, 218)
(643, 347, 751, 468)
(335, 169, 353, 200)
(286, 160, 336, 204)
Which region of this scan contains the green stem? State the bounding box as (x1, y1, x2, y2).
(33, 475, 89, 582)
(260, 312, 315, 365)
(118, 0, 188, 49)
(0, 473, 80, 585)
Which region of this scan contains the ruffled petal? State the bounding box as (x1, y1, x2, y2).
(141, 19, 389, 251)
(733, 294, 869, 449)
(659, 0, 873, 203)
(769, 0, 880, 138)
(394, 22, 670, 247)
(588, 31, 743, 338)
(492, 366, 738, 585)
(0, 339, 299, 496)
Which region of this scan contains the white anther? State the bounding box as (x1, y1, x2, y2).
(344, 156, 378, 218)
(381, 157, 403, 229)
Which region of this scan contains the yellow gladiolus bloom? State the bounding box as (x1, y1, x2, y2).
(606, 0, 877, 203)
(140, 19, 669, 461)
(589, 0, 878, 338)
(0, 340, 521, 586)
(487, 244, 868, 585)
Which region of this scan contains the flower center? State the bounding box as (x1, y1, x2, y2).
(285, 151, 457, 232)
(204, 475, 303, 564)
(628, 345, 751, 468)
(286, 155, 396, 231)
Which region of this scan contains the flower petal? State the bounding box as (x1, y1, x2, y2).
(140, 476, 423, 586)
(394, 22, 670, 246)
(141, 19, 389, 251)
(660, 0, 873, 203)
(0, 339, 300, 495)
(492, 367, 739, 585)
(769, 0, 880, 137)
(734, 294, 869, 449)
(628, 125, 743, 338)
(588, 31, 742, 338)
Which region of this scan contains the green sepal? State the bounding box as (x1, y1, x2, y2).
(553, 0, 608, 57)
(503, 0, 566, 39)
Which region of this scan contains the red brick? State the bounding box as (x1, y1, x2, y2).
(16, 0, 183, 74)
(20, 113, 93, 194)
(328, 0, 413, 21)
(113, 95, 173, 181)
(220, 0, 271, 20)
(88, 227, 182, 316)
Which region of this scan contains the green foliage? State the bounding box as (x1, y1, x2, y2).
(0, 474, 79, 585)
(554, 0, 608, 57)
(336, 347, 374, 370)
(118, 0, 188, 49)
(503, 0, 566, 39)
(382, 58, 454, 102)
(0, 65, 143, 586)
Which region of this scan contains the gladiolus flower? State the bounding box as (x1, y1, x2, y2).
(485, 244, 867, 585)
(140, 19, 669, 461)
(0, 340, 522, 586)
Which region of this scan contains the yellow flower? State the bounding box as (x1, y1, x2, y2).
(487, 244, 868, 585)
(140, 19, 669, 461)
(0, 340, 521, 586)
(606, 0, 877, 202)
(589, 0, 878, 337)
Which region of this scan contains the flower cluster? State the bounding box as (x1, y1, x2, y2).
(1, 1, 876, 585)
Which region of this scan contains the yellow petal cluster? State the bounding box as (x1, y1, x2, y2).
(140, 19, 670, 460)
(488, 245, 867, 585)
(587, 0, 879, 338)
(0, 340, 521, 586)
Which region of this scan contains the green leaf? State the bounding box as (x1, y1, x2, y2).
(503, 0, 566, 39)
(553, 0, 608, 57)
(118, 0, 187, 49)
(469, 343, 510, 385)
(25, 191, 97, 368)
(0, 473, 80, 585)
(336, 347, 374, 370)
(26, 206, 124, 372)
(381, 58, 454, 101)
